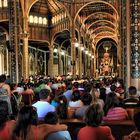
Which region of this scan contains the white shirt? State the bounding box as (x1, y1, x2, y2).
(69, 100, 83, 108)
(32, 101, 55, 119)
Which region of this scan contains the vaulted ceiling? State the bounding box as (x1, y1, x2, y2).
(30, 0, 64, 16)
(75, 0, 119, 44)
(29, 0, 119, 46)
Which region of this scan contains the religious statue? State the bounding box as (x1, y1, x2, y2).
(100, 52, 113, 76)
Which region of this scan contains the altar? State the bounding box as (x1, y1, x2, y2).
(99, 52, 113, 76)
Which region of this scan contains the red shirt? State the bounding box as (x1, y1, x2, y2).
(78, 126, 114, 140)
(0, 120, 15, 140)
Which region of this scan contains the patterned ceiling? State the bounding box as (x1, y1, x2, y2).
(30, 0, 119, 44)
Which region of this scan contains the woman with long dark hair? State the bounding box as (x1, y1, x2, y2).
(12, 106, 67, 140)
(103, 92, 128, 121)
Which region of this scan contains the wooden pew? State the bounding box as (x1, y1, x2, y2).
(60, 119, 135, 140)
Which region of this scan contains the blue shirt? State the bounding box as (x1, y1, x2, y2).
(64, 90, 72, 103)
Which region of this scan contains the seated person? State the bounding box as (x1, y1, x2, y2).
(32, 89, 55, 120)
(44, 112, 71, 140)
(123, 111, 140, 140)
(77, 104, 114, 140)
(103, 92, 128, 121)
(123, 86, 140, 107)
(75, 93, 92, 119)
(69, 90, 83, 108)
(12, 106, 67, 140)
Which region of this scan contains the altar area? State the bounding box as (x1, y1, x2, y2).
(96, 40, 118, 78)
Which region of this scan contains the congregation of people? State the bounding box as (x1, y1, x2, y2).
(0, 74, 140, 140)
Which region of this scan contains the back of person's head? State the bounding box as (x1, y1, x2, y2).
(0, 74, 6, 83)
(104, 92, 119, 115)
(67, 85, 72, 90)
(134, 112, 140, 131)
(110, 85, 116, 92)
(71, 90, 81, 101)
(39, 89, 50, 100)
(84, 84, 92, 93)
(73, 82, 79, 89)
(0, 100, 9, 128)
(84, 104, 104, 127)
(99, 87, 106, 102)
(81, 93, 92, 105)
(44, 112, 58, 125)
(13, 106, 38, 139)
(129, 86, 137, 96)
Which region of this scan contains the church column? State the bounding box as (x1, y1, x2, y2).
(126, 0, 131, 88)
(58, 48, 63, 75)
(79, 40, 82, 78)
(70, 24, 76, 77)
(22, 26, 29, 80)
(8, 0, 20, 83)
(130, 0, 140, 91)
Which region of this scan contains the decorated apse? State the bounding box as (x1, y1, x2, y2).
(97, 39, 117, 77)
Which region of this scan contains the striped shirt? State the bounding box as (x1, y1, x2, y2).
(103, 107, 128, 121)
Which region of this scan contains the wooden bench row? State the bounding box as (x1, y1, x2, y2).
(59, 119, 135, 140)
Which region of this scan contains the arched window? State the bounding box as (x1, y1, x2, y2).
(34, 16, 38, 24)
(0, 0, 2, 7)
(29, 15, 34, 23)
(43, 17, 47, 25)
(39, 17, 43, 24)
(3, 0, 7, 7)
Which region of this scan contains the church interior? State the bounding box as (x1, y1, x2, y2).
(0, 0, 139, 89)
(0, 1, 140, 140)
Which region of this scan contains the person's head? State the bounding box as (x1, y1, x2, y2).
(39, 89, 50, 101)
(73, 82, 79, 89)
(71, 90, 81, 101)
(110, 85, 116, 92)
(44, 112, 58, 125)
(0, 100, 9, 128)
(13, 106, 38, 139)
(104, 92, 119, 115)
(128, 86, 137, 97)
(0, 74, 6, 83)
(90, 88, 100, 103)
(81, 93, 92, 105)
(84, 104, 104, 127)
(134, 112, 140, 131)
(99, 87, 106, 102)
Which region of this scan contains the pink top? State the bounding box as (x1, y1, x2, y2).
(103, 107, 128, 121)
(78, 126, 114, 140)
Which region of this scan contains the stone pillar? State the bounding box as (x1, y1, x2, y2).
(22, 32, 29, 80)
(130, 0, 140, 91)
(71, 27, 76, 77)
(79, 44, 82, 78)
(58, 49, 63, 75)
(8, 0, 20, 83)
(126, 0, 131, 88)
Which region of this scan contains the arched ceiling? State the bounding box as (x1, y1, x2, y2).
(30, 0, 65, 16)
(75, 0, 119, 45)
(53, 30, 70, 48)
